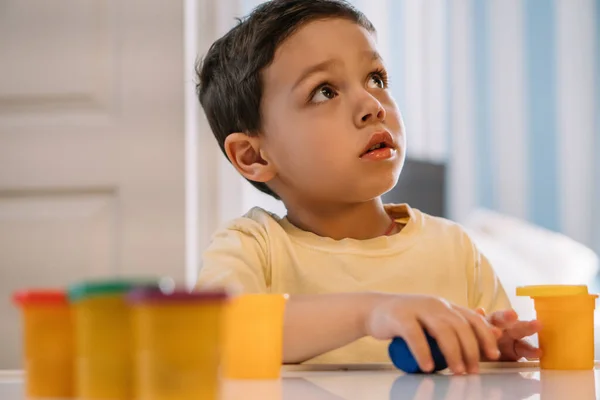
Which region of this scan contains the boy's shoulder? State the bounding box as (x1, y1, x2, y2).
(213, 207, 284, 238)
(219, 204, 469, 233)
(217, 204, 472, 244)
(206, 204, 480, 269)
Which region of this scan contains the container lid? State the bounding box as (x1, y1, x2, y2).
(13, 290, 68, 306)
(68, 279, 159, 302)
(516, 285, 589, 297)
(127, 287, 228, 304)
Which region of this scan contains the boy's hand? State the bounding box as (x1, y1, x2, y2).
(365, 295, 503, 374)
(481, 309, 542, 361)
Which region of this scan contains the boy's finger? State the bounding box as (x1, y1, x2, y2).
(458, 308, 501, 360)
(422, 319, 465, 374)
(506, 320, 542, 339)
(489, 309, 518, 328)
(455, 306, 502, 360)
(398, 319, 434, 372)
(473, 307, 502, 339)
(448, 314, 481, 373)
(515, 339, 542, 360)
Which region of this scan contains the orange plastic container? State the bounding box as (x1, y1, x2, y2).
(13, 290, 74, 398)
(69, 280, 157, 400)
(517, 285, 598, 370)
(223, 293, 288, 380)
(128, 288, 228, 400)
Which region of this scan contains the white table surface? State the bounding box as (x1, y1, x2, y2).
(1, 362, 599, 399)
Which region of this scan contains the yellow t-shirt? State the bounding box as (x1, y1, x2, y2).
(198, 204, 511, 364)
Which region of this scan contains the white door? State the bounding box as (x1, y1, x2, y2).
(0, 0, 186, 368)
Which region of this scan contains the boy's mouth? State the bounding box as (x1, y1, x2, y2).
(366, 142, 389, 152)
(360, 131, 397, 160)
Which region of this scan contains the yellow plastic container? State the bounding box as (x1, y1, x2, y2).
(517, 285, 598, 370)
(13, 290, 74, 398)
(69, 280, 157, 400)
(223, 293, 288, 380)
(128, 288, 228, 400)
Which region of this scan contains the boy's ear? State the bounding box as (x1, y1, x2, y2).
(224, 133, 276, 183)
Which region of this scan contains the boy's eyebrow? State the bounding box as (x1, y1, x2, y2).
(367, 50, 383, 62)
(292, 59, 340, 90)
(292, 51, 383, 91)
(367, 50, 383, 63)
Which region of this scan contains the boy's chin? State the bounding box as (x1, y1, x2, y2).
(347, 176, 401, 203)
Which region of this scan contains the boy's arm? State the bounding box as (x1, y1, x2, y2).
(283, 293, 382, 363)
(465, 234, 512, 312)
(200, 225, 501, 372)
(475, 253, 512, 311)
(463, 232, 541, 360)
(198, 225, 269, 293)
(199, 225, 376, 362)
(284, 292, 502, 372)
(198, 226, 378, 363)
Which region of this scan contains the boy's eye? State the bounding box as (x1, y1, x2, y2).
(368, 73, 386, 89)
(310, 85, 338, 104)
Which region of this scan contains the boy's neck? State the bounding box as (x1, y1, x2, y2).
(284, 198, 395, 240)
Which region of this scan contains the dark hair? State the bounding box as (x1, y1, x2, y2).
(196, 0, 375, 199)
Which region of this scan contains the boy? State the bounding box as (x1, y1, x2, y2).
(196, 0, 540, 374)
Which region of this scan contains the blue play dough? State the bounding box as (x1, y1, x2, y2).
(388, 333, 447, 373)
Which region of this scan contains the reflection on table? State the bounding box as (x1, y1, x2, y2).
(1, 364, 599, 400)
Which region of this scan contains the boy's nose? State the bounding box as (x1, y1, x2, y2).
(361, 106, 386, 122)
(356, 96, 386, 127)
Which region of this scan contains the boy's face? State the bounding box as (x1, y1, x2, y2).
(260, 18, 405, 204)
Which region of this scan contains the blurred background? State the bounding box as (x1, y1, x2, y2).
(0, 0, 598, 368)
